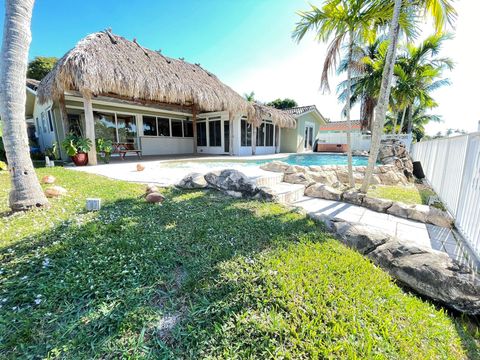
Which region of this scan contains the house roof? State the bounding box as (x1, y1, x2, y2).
(252, 103, 296, 128)
(284, 105, 319, 116)
(26, 79, 39, 92)
(319, 120, 362, 132)
(37, 30, 251, 115)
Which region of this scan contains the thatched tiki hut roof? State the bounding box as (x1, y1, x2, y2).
(37, 30, 252, 115)
(252, 103, 296, 129)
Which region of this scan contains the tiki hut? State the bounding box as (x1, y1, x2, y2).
(37, 30, 251, 115)
(36, 30, 297, 160)
(252, 103, 296, 129)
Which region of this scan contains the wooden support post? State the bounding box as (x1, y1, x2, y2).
(252, 125, 257, 156)
(192, 105, 197, 154)
(229, 112, 234, 155)
(82, 95, 97, 165)
(276, 126, 281, 153)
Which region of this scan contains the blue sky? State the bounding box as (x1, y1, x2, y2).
(1, 0, 479, 133)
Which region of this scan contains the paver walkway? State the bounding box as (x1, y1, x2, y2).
(292, 196, 479, 273)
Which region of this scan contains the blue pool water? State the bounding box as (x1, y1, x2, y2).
(164, 153, 369, 168)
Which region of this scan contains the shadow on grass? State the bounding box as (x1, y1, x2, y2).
(0, 189, 323, 358)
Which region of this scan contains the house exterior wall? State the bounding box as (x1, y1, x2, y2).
(32, 97, 58, 152)
(280, 112, 324, 153)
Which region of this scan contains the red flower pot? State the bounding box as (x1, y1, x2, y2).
(71, 152, 89, 166)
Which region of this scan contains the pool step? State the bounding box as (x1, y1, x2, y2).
(252, 172, 284, 187)
(260, 183, 306, 204)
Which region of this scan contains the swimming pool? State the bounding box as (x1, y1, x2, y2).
(162, 153, 369, 169)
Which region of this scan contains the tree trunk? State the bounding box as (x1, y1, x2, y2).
(406, 105, 414, 134)
(360, 0, 403, 193)
(396, 107, 407, 134)
(0, 0, 48, 211)
(345, 31, 355, 187)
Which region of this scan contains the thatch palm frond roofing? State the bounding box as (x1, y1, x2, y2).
(252, 103, 296, 129)
(37, 31, 252, 115)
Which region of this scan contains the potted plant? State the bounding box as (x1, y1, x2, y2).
(96, 138, 113, 164)
(61, 133, 92, 166)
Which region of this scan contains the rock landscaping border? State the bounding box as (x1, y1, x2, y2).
(316, 215, 480, 315)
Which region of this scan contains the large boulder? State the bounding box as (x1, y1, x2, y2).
(283, 172, 315, 186)
(387, 202, 411, 218)
(307, 170, 338, 186)
(204, 169, 257, 196)
(332, 219, 480, 315)
(369, 238, 480, 315)
(426, 207, 454, 228)
(260, 161, 289, 173)
(177, 172, 208, 189)
(305, 183, 342, 201)
(363, 196, 393, 212)
(342, 190, 366, 206)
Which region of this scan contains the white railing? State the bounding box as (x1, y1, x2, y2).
(317, 132, 413, 151)
(412, 133, 480, 257)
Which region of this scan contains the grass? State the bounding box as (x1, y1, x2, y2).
(0, 168, 478, 359)
(368, 184, 436, 205)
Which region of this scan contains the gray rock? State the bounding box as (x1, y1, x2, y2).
(368, 238, 480, 315)
(204, 169, 257, 196)
(177, 172, 208, 189)
(307, 170, 337, 186)
(305, 183, 342, 201)
(387, 202, 411, 219)
(363, 196, 393, 212)
(285, 165, 308, 174)
(407, 204, 430, 223)
(283, 172, 315, 186)
(426, 207, 454, 228)
(342, 190, 366, 206)
(333, 221, 390, 255)
(260, 161, 289, 173)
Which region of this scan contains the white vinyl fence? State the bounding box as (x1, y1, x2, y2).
(317, 132, 413, 151)
(412, 133, 480, 257)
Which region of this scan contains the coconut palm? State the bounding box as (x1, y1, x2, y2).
(337, 37, 388, 132)
(0, 0, 48, 211)
(395, 33, 453, 134)
(293, 0, 393, 187)
(360, 0, 456, 193)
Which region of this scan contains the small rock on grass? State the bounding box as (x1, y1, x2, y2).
(146, 192, 165, 204)
(42, 175, 56, 184)
(146, 184, 159, 194)
(136, 164, 145, 172)
(45, 186, 67, 198)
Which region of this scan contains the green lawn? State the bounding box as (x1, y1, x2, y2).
(368, 184, 436, 205)
(0, 168, 478, 359)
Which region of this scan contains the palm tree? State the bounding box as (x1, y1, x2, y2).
(360, 0, 456, 193)
(0, 0, 48, 211)
(293, 0, 392, 187)
(395, 33, 453, 134)
(337, 37, 388, 132)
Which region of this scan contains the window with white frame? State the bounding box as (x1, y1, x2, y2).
(241, 117, 252, 146)
(142, 115, 192, 138)
(255, 119, 274, 147)
(196, 116, 222, 147)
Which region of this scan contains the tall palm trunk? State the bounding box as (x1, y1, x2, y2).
(396, 107, 407, 134)
(345, 31, 355, 187)
(0, 0, 48, 211)
(406, 105, 414, 134)
(360, 0, 403, 193)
